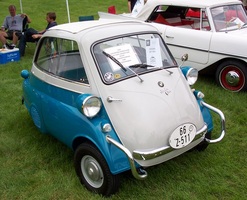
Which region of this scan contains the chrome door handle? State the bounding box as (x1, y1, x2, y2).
(166, 35, 174, 39)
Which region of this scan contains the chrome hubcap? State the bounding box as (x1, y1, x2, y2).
(81, 155, 103, 188)
(226, 71, 240, 86)
(86, 162, 100, 181)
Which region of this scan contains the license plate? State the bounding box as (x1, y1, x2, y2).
(169, 124, 196, 149)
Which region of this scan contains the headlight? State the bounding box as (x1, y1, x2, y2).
(82, 96, 102, 118)
(181, 66, 198, 85)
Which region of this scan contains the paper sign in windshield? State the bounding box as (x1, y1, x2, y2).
(145, 38, 162, 67)
(104, 44, 140, 71)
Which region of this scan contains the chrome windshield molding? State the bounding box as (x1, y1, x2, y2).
(106, 135, 148, 180)
(133, 124, 207, 161)
(201, 101, 226, 144)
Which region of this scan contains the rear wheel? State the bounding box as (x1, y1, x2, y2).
(74, 143, 120, 197)
(216, 60, 247, 92)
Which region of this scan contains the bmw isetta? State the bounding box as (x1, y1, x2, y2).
(21, 20, 225, 196)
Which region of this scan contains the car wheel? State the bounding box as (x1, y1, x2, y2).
(216, 60, 247, 92)
(74, 143, 120, 196)
(195, 131, 211, 151)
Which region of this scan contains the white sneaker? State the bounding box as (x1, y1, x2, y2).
(2, 44, 8, 49)
(10, 44, 16, 49)
(6, 43, 15, 49)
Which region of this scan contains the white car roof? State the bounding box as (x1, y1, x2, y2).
(136, 0, 242, 20)
(45, 20, 159, 44)
(47, 20, 133, 34)
(144, 0, 241, 8)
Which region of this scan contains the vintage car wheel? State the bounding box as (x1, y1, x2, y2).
(195, 131, 211, 151)
(74, 143, 120, 196)
(216, 60, 247, 92)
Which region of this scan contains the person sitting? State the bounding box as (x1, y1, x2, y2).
(0, 5, 31, 49)
(19, 12, 57, 56)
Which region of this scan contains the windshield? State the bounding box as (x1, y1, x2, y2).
(93, 33, 176, 84)
(211, 4, 247, 32)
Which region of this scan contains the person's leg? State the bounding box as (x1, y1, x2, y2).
(12, 31, 19, 45)
(18, 34, 27, 56)
(25, 28, 38, 37)
(19, 31, 38, 56)
(0, 31, 8, 46)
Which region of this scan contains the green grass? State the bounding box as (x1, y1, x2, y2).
(1, 0, 247, 199)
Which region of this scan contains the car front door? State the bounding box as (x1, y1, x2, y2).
(164, 26, 212, 68)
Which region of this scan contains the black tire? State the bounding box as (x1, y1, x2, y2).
(74, 143, 121, 197)
(195, 131, 211, 151)
(216, 60, 247, 92)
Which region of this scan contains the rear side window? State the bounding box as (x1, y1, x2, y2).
(35, 37, 88, 84)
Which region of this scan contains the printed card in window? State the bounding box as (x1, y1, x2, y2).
(145, 38, 162, 67)
(104, 44, 140, 71)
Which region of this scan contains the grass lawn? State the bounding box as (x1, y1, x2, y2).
(0, 0, 247, 199)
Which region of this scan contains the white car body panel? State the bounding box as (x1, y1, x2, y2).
(96, 69, 204, 155)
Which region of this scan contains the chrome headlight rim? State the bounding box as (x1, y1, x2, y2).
(82, 96, 102, 118)
(186, 68, 198, 85)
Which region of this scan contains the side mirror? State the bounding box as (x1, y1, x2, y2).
(179, 53, 189, 67)
(181, 53, 188, 62)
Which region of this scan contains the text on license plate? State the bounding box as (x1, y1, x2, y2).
(169, 124, 196, 149)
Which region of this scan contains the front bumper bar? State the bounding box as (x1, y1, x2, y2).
(201, 101, 226, 143)
(106, 102, 225, 179)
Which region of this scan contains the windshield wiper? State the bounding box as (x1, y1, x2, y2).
(127, 66, 144, 82)
(129, 63, 155, 68)
(131, 63, 174, 75)
(102, 51, 127, 72)
(102, 51, 144, 82)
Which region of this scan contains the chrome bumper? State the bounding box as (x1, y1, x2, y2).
(106, 102, 225, 180)
(106, 124, 207, 180)
(201, 101, 226, 144)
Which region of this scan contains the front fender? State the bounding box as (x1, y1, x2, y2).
(72, 108, 132, 175)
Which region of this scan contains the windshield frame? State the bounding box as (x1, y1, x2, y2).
(210, 4, 247, 32)
(92, 32, 177, 85)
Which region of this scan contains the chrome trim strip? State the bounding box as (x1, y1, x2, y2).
(201, 101, 226, 144)
(167, 44, 247, 60)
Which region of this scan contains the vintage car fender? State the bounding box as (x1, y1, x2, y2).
(22, 71, 47, 133)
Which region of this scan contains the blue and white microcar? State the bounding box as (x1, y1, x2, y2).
(21, 20, 225, 196)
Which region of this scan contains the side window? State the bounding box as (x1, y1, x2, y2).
(35, 37, 88, 84)
(201, 9, 211, 31)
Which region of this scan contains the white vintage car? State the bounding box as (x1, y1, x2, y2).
(99, 0, 247, 92)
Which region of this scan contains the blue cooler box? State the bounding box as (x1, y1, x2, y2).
(0, 48, 20, 64)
